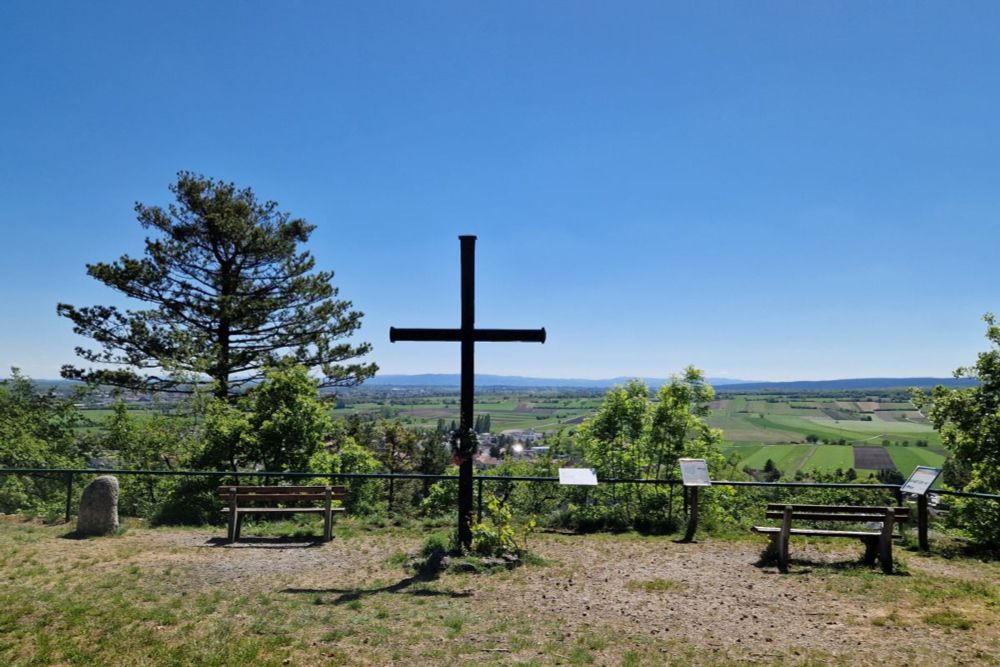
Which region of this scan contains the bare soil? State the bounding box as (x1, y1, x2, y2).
(853, 446, 896, 470)
(5, 518, 999, 665)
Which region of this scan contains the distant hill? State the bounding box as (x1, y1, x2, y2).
(13, 375, 976, 393)
(365, 374, 750, 388)
(714, 377, 977, 392)
(365, 374, 976, 391)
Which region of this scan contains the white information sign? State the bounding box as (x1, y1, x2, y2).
(900, 466, 942, 496)
(558, 468, 598, 486)
(679, 458, 711, 486)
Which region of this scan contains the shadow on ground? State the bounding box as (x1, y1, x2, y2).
(753, 548, 911, 576)
(282, 569, 473, 605)
(203, 536, 326, 549)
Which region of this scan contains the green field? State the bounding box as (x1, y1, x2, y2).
(707, 393, 945, 477)
(79, 388, 949, 478)
(329, 389, 950, 477)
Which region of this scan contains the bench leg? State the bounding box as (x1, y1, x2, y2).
(861, 537, 878, 565)
(762, 533, 779, 561)
(227, 510, 238, 543)
(235, 513, 244, 541)
(777, 506, 792, 572)
(878, 508, 895, 574)
(324, 488, 333, 542)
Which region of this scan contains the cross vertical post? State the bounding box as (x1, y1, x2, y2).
(390, 235, 545, 549)
(459, 236, 476, 548)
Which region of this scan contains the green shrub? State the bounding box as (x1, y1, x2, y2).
(470, 495, 535, 557)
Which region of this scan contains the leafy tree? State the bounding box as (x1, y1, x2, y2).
(576, 368, 723, 532)
(244, 363, 333, 472)
(198, 398, 252, 471)
(372, 421, 419, 511)
(416, 432, 451, 496)
(473, 413, 492, 434)
(309, 422, 383, 515)
(58, 172, 376, 400)
(918, 314, 1000, 545)
(98, 400, 201, 517)
(0, 370, 87, 514)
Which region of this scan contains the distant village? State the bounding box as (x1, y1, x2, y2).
(472, 429, 548, 468)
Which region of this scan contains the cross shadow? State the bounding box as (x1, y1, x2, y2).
(203, 536, 325, 549)
(282, 570, 473, 605)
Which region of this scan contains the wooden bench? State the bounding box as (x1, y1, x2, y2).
(217, 485, 346, 543)
(752, 504, 910, 573)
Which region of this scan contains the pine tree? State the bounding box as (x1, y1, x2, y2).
(58, 172, 376, 400)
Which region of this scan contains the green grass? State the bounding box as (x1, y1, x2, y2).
(800, 444, 855, 472)
(923, 610, 975, 630)
(886, 445, 947, 477)
(626, 578, 685, 593)
(739, 444, 812, 473)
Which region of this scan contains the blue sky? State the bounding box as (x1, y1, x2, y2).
(2, 2, 999, 382)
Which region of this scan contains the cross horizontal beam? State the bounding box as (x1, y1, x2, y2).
(389, 327, 546, 344)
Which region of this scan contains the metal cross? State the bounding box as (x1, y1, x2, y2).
(390, 235, 545, 548)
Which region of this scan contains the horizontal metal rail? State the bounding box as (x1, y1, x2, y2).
(1, 467, 997, 499)
(3, 467, 997, 548)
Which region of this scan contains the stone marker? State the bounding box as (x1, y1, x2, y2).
(76, 475, 119, 536)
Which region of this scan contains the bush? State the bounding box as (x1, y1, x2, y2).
(154, 477, 220, 526)
(470, 495, 535, 557)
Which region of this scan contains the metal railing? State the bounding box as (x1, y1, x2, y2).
(2, 467, 998, 552)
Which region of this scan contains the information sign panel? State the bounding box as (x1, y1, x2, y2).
(679, 458, 711, 486)
(901, 466, 942, 496)
(558, 468, 598, 486)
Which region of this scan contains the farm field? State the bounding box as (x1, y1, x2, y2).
(332, 387, 948, 478)
(708, 393, 945, 478)
(76, 386, 949, 479)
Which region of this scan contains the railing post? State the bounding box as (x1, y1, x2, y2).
(894, 486, 903, 506)
(918, 493, 929, 551)
(64, 472, 73, 523)
(477, 477, 484, 523)
(682, 486, 699, 543)
(667, 480, 674, 523)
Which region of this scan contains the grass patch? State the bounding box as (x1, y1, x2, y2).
(626, 578, 685, 593)
(923, 610, 975, 630)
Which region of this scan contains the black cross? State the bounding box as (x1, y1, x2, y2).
(390, 235, 545, 548)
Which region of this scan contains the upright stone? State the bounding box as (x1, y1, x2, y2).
(76, 475, 119, 536)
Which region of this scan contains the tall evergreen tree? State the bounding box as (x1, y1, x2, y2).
(58, 173, 376, 399)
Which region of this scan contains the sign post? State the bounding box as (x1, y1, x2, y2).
(678, 458, 711, 542)
(901, 466, 942, 552)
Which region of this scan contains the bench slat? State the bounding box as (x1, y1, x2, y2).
(217, 485, 345, 493)
(221, 507, 346, 514)
(766, 506, 908, 518)
(765, 503, 908, 514)
(764, 511, 904, 522)
(218, 493, 346, 502)
(753, 526, 882, 538)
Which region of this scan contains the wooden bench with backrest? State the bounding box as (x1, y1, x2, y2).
(752, 503, 909, 573)
(217, 485, 346, 543)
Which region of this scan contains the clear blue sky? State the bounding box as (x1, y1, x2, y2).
(2, 2, 999, 382)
